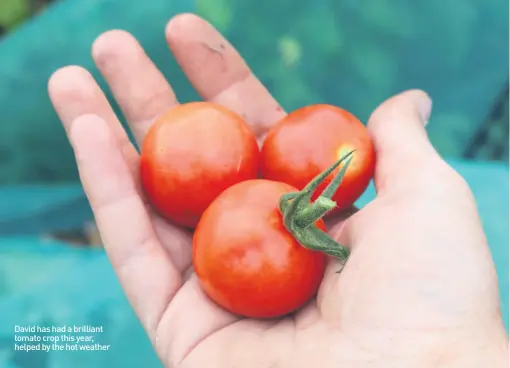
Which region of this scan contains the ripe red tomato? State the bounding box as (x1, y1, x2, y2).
(193, 179, 327, 319)
(141, 102, 259, 228)
(261, 104, 375, 211)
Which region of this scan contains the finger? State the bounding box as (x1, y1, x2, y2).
(69, 114, 182, 340)
(151, 214, 193, 273)
(92, 30, 179, 146)
(367, 89, 439, 193)
(166, 13, 286, 139)
(48, 66, 140, 175)
(49, 66, 193, 272)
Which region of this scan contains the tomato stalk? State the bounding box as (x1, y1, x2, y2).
(279, 150, 355, 262)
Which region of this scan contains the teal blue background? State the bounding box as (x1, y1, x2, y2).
(0, 0, 508, 366)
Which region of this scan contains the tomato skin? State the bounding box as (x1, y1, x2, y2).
(141, 102, 259, 228)
(261, 104, 375, 211)
(193, 179, 327, 319)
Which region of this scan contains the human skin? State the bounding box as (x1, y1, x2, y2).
(48, 13, 508, 368)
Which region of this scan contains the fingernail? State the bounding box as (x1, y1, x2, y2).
(417, 94, 432, 126)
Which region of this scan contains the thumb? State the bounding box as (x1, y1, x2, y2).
(328, 90, 438, 247)
(367, 89, 439, 193)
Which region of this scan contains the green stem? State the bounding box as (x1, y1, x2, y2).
(278, 150, 355, 262)
(282, 150, 354, 230)
(305, 226, 350, 260)
(293, 197, 336, 227)
(302, 149, 355, 194)
(321, 154, 354, 199)
(279, 192, 299, 214)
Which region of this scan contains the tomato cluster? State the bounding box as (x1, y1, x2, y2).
(141, 102, 375, 319)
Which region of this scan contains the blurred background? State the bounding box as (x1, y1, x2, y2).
(0, 0, 508, 367)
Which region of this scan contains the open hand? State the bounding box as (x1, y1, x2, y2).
(48, 14, 507, 368)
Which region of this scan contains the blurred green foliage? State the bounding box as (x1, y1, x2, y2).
(0, 0, 30, 30)
(0, 0, 55, 31)
(0, 0, 507, 184)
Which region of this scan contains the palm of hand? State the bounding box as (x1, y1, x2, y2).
(157, 178, 501, 368)
(48, 14, 506, 368)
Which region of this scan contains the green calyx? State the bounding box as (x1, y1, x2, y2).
(279, 150, 355, 262)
